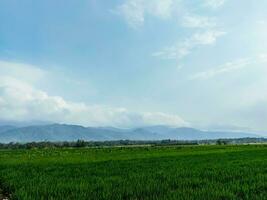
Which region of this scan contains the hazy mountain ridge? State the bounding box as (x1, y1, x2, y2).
(0, 124, 261, 143)
(0, 125, 17, 133)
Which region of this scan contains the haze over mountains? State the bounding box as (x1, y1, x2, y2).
(0, 123, 261, 143)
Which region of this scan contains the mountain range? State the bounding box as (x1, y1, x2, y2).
(0, 124, 261, 143)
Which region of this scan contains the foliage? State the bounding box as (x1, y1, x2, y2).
(0, 137, 266, 150)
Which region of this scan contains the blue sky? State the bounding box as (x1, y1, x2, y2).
(0, 0, 267, 133)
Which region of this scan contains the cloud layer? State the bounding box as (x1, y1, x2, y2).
(0, 61, 188, 128)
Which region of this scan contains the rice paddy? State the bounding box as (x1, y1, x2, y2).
(0, 145, 266, 200)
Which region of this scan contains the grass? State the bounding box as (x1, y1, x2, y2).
(0, 145, 266, 200)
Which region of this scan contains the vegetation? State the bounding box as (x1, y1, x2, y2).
(0, 145, 266, 200)
(0, 137, 266, 150)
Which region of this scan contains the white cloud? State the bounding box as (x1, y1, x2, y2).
(131, 0, 227, 62)
(0, 60, 46, 83)
(0, 60, 188, 128)
(114, 0, 227, 28)
(114, 0, 145, 28)
(181, 15, 217, 28)
(113, 0, 174, 28)
(204, 0, 227, 9)
(189, 54, 267, 80)
(153, 30, 226, 60)
(190, 30, 225, 44)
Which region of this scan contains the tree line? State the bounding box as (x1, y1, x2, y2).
(0, 137, 266, 149)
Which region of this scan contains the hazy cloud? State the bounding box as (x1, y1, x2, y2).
(114, 0, 227, 28)
(181, 15, 217, 28)
(0, 60, 188, 128)
(190, 54, 267, 80)
(0, 60, 46, 83)
(204, 0, 227, 9)
(153, 30, 226, 60)
(113, 0, 174, 28)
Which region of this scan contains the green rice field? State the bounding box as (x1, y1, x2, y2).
(0, 145, 266, 200)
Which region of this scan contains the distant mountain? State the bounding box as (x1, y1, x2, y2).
(0, 124, 261, 143)
(137, 126, 259, 140)
(0, 125, 17, 133)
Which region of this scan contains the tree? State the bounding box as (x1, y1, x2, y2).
(75, 139, 87, 148)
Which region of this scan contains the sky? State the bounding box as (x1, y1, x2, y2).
(0, 0, 267, 133)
